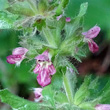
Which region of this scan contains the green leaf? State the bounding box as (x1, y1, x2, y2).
(55, 0, 69, 15)
(59, 34, 83, 57)
(74, 47, 86, 62)
(77, 2, 88, 17)
(42, 85, 55, 108)
(64, 14, 84, 38)
(79, 101, 96, 110)
(98, 79, 110, 104)
(59, 14, 84, 56)
(0, 20, 11, 29)
(46, 18, 65, 31)
(41, 27, 58, 48)
(26, 0, 38, 14)
(74, 55, 82, 62)
(55, 92, 68, 104)
(0, 11, 18, 29)
(0, 89, 39, 110)
(74, 76, 110, 109)
(78, 77, 100, 110)
(63, 67, 77, 103)
(38, 0, 49, 13)
(56, 3, 63, 15)
(48, 0, 59, 12)
(6, 1, 37, 16)
(51, 70, 63, 90)
(46, 18, 65, 46)
(61, 0, 69, 8)
(74, 75, 91, 105)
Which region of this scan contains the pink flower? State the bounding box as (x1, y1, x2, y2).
(82, 26, 101, 53)
(6, 47, 28, 66)
(95, 104, 110, 110)
(33, 50, 56, 87)
(33, 88, 43, 102)
(66, 17, 71, 22)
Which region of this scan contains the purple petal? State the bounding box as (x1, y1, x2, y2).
(33, 64, 41, 74)
(35, 50, 49, 61)
(56, 15, 63, 21)
(95, 104, 110, 110)
(37, 69, 51, 87)
(12, 47, 28, 55)
(66, 17, 71, 22)
(82, 26, 101, 39)
(47, 64, 56, 75)
(34, 88, 43, 102)
(88, 40, 99, 53)
(6, 55, 22, 64)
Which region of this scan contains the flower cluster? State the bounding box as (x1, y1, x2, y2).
(6, 48, 56, 102)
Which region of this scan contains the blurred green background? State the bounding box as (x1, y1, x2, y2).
(0, 0, 110, 109)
